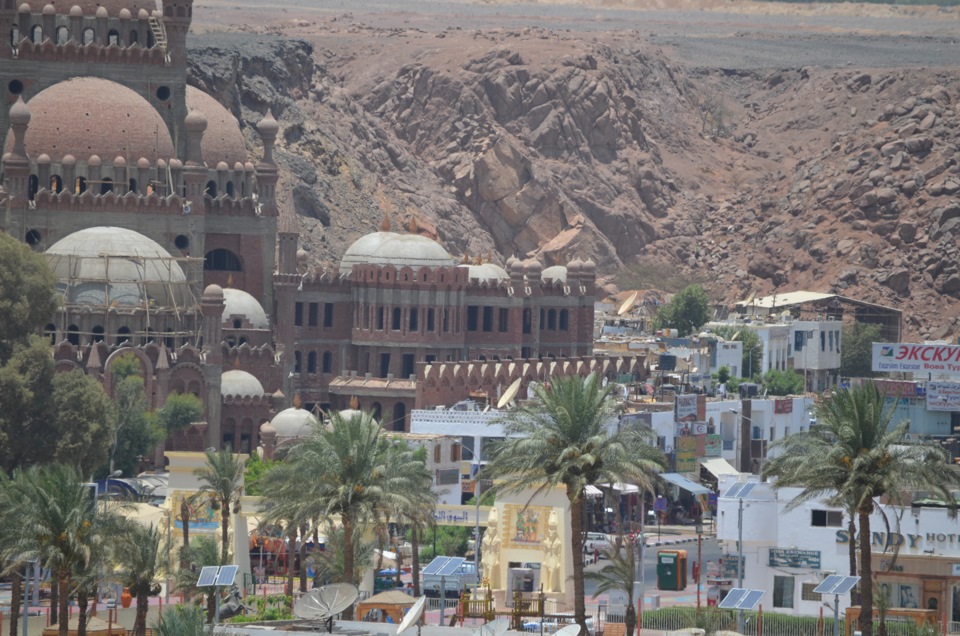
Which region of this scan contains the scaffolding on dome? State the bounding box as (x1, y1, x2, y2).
(47, 251, 204, 345)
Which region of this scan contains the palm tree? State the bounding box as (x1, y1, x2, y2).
(1, 464, 99, 636)
(763, 383, 960, 636)
(175, 535, 223, 623)
(261, 410, 422, 619)
(116, 523, 164, 636)
(195, 449, 245, 564)
(155, 605, 206, 636)
(584, 542, 638, 636)
(485, 373, 666, 635)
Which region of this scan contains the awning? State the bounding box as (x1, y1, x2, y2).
(659, 473, 710, 495)
(584, 485, 603, 498)
(700, 458, 739, 478)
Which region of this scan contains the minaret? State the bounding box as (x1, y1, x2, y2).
(3, 97, 31, 201)
(274, 200, 299, 403)
(255, 110, 279, 214)
(201, 284, 225, 448)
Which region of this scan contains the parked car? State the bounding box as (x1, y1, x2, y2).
(583, 532, 613, 558)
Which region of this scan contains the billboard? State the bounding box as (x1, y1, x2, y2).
(768, 549, 820, 569)
(676, 394, 699, 422)
(927, 381, 960, 411)
(872, 343, 960, 375)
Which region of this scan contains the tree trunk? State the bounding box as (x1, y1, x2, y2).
(299, 523, 308, 593)
(625, 603, 637, 636)
(206, 590, 215, 624)
(567, 488, 588, 636)
(180, 499, 191, 569)
(9, 572, 21, 636)
(77, 588, 88, 636)
(57, 573, 70, 636)
(134, 591, 149, 636)
(50, 575, 59, 626)
(286, 527, 296, 600)
(342, 513, 355, 620)
(848, 513, 858, 607)
(221, 504, 231, 564)
(858, 508, 874, 636)
(411, 525, 422, 597)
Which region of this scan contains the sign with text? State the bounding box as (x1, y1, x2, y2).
(872, 343, 960, 375)
(722, 556, 745, 580)
(705, 434, 722, 457)
(676, 394, 699, 422)
(874, 379, 919, 399)
(769, 548, 821, 569)
(676, 451, 698, 473)
(927, 381, 960, 412)
(433, 504, 490, 527)
(774, 399, 793, 414)
(676, 421, 708, 437)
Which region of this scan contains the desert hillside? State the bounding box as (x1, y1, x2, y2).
(187, 0, 960, 341)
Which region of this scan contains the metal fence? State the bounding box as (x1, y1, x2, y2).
(630, 607, 841, 636)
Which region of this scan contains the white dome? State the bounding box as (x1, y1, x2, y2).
(270, 407, 319, 438)
(465, 263, 509, 282)
(340, 232, 457, 272)
(46, 227, 192, 307)
(221, 370, 265, 398)
(222, 288, 269, 329)
(542, 265, 568, 283)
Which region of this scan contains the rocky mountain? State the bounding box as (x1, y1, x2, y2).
(186, 20, 960, 341)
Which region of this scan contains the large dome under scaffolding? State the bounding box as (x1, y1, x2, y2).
(45, 226, 196, 309)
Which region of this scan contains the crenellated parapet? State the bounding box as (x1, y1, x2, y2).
(15, 38, 166, 64)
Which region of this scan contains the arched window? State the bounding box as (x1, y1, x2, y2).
(75, 176, 87, 194)
(164, 328, 175, 349)
(127, 29, 137, 45)
(232, 318, 242, 329)
(44, 323, 56, 345)
(205, 180, 217, 197)
(522, 308, 532, 334)
(50, 174, 63, 193)
(322, 351, 331, 374)
(81, 27, 94, 45)
(146, 29, 154, 48)
(547, 309, 557, 330)
(67, 324, 80, 346)
(163, 4, 172, 16)
(427, 308, 435, 332)
(392, 403, 407, 432)
(116, 326, 131, 345)
(30, 24, 41, 43)
(294, 351, 302, 373)
(559, 309, 569, 331)
(28, 174, 38, 200)
(225, 181, 234, 197)
(409, 308, 418, 332)
(91, 325, 104, 343)
(376, 307, 384, 330)
(392, 307, 401, 331)
(307, 351, 317, 374)
(55, 25, 68, 44)
(203, 248, 242, 271)
(371, 402, 382, 422)
(100, 177, 113, 194)
(107, 29, 119, 45)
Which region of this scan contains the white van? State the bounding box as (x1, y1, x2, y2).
(583, 532, 612, 556)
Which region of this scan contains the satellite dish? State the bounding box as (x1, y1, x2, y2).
(397, 596, 426, 635)
(293, 582, 358, 621)
(731, 330, 741, 342)
(497, 377, 522, 409)
(617, 291, 639, 316)
(474, 618, 511, 636)
(555, 624, 582, 636)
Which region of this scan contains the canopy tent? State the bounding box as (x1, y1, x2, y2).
(659, 473, 710, 495)
(584, 485, 603, 498)
(700, 458, 739, 478)
(357, 590, 416, 623)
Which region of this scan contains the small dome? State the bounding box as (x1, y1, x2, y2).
(37, 153, 50, 164)
(137, 157, 150, 169)
(340, 233, 457, 272)
(203, 284, 224, 300)
(94, 6, 107, 17)
(184, 110, 207, 134)
(466, 263, 509, 283)
(567, 258, 583, 272)
(542, 265, 567, 283)
(41, 3, 55, 14)
(62, 154, 75, 165)
(118, 7, 130, 18)
(87, 154, 101, 167)
(234, 162, 244, 171)
(22, 0, 156, 15)
(509, 257, 524, 273)
(222, 288, 269, 329)
(46, 227, 191, 308)
(18, 3, 30, 11)
(270, 407, 319, 439)
(69, 4, 82, 16)
(259, 421, 276, 436)
(525, 259, 543, 274)
(582, 258, 596, 272)
(168, 158, 182, 169)
(185, 87, 247, 167)
(221, 370, 265, 398)
(113, 156, 126, 167)
(257, 110, 279, 137)
(137, 8, 148, 18)
(332, 408, 363, 422)
(216, 161, 229, 171)
(9, 97, 30, 127)
(6, 78, 174, 164)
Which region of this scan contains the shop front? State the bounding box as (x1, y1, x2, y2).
(872, 552, 960, 629)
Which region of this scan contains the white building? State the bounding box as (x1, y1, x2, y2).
(717, 475, 960, 620)
(790, 319, 842, 392)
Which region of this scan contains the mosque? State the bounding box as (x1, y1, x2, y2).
(0, 0, 599, 462)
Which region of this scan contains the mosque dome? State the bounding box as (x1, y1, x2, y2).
(222, 288, 269, 329)
(5, 78, 175, 163)
(45, 227, 192, 308)
(221, 370, 265, 398)
(184, 87, 247, 167)
(466, 263, 509, 283)
(542, 265, 568, 283)
(269, 407, 319, 439)
(20, 0, 156, 16)
(340, 231, 458, 272)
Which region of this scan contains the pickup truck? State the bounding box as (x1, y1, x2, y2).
(421, 556, 479, 598)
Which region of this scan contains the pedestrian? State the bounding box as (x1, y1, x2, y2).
(593, 547, 600, 564)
